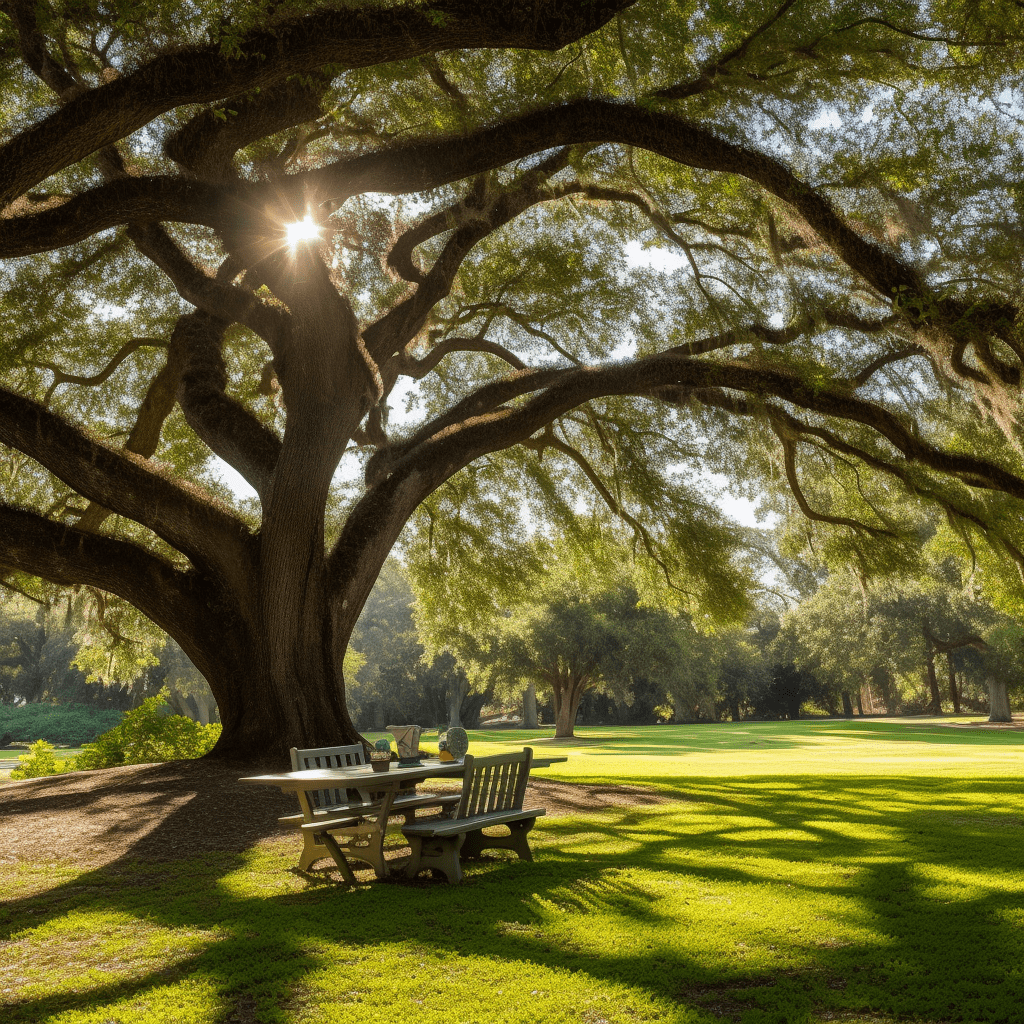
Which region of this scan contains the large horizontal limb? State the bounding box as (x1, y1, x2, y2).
(0, 0, 635, 210)
(0, 502, 209, 638)
(344, 352, 1024, 596)
(0, 502, 249, 684)
(306, 99, 924, 304)
(0, 387, 256, 581)
(0, 101, 911, 302)
(0, 98, 975, 347)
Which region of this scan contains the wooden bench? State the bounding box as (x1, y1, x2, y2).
(401, 747, 545, 883)
(281, 743, 460, 875)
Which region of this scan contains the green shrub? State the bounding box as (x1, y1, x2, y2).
(9, 739, 71, 779)
(73, 690, 221, 770)
(0, 703, 123, 747)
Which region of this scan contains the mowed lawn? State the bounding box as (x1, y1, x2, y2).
(3, 720, 1023, 1024)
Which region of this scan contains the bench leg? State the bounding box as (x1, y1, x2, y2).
(298, 831, 331, 871)
(461, 818, 537, 862)
(405, 833, 466, 883)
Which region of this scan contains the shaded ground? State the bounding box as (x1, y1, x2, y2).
(0, 759, 670, 870)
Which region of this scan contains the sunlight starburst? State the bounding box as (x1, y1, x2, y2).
(285, 215, 320, 246)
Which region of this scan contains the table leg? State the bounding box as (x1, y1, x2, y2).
(320, 833, 359, 885)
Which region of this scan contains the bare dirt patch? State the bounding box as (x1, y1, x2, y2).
(0, 760, 671, 870)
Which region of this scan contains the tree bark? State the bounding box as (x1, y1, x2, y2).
(549, 668, 591, 739)
(987, 678, 1012, 723)
(447, 675, 469, 729)
(947, 652, 961, 714)
(523, 682, 538, 728)
(841, 691, 854, 718)
(925, 651, 943, 714)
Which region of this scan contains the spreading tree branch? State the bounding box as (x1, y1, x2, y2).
(0, 502, 210, 637)
(0, 387, 256, 580)
(172, 312, 282, 502)
(0, 0, 635, 209)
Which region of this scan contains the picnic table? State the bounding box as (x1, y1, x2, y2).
(241, 752, 566, 883)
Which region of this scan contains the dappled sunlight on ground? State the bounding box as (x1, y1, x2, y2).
(3, 723, 1024, 1022)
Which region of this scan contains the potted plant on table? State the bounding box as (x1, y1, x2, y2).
(370, 738, 393, 772)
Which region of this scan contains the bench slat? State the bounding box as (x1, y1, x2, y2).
(403, 806, 546, 839)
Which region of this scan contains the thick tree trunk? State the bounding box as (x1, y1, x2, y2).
(196, 560, 367, 759)
(841, 691, 854, 718)
(523, 682, 538, 728)
(209, 653, 362, 757)
(553, 695, 576, 738)
(447, 676, 469, 729)
(549, 668, 590, 738)
(987, 678, 1012, 723)
(730, 699, 740, 722)
(947, 652, 961, 714)
(925, 652, 942, 714)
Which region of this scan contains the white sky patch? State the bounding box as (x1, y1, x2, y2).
(861, 103, 874, 123)
(624, 239, 689, 274)
(809, 107, 842, 130)
(696, 470, 779, 529)
(210, 457, 257, 499)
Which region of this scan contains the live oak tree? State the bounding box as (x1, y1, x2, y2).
(4, 1, 1024, 755)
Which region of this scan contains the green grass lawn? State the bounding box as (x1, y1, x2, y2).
(3, 719, 1023, 1023)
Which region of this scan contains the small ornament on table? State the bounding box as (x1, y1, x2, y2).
(438, 727, 468, 762)
(386, 725, 423, 765)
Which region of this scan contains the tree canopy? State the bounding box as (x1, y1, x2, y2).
(2, 1, 1024, 755)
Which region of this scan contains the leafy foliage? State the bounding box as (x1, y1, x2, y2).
(0, 703, 123, 747)
(345, 559, 480, 729)
(8, 738, 71, 779)
(4, 1, 1024, 753)
(72, 691, 221, 770)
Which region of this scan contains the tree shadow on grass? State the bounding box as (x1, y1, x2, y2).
(3, 774, 1024, 1022)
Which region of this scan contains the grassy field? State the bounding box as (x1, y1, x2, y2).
(3, 719, 1023, 1023)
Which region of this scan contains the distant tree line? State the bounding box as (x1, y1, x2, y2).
(6, 514, 1023, 742)
(0, 588, 218, 725)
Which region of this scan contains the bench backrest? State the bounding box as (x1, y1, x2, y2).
(455, 747, 533, 819)
(290, 743, 365, 811)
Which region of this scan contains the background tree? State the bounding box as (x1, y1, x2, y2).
(415, 531, 740, 737)
(4, 2, 1024, 756)
(347, 558, 480, 731)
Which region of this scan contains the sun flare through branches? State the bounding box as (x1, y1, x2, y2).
(285, 215, 320, 247)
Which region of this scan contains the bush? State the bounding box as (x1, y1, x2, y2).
(9, 739, 71, 779)
(73, 690, 221, 770)
(0, 703, 123, 747)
